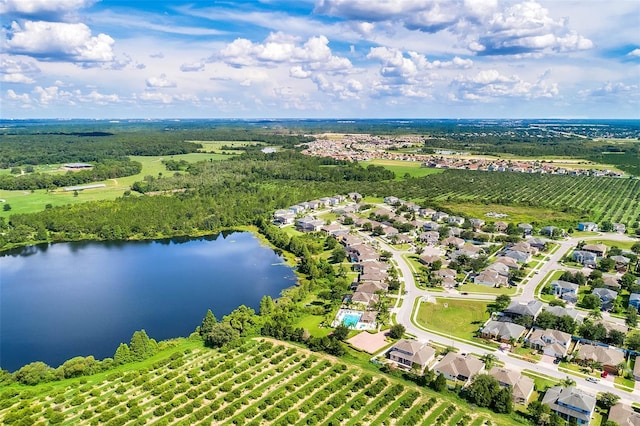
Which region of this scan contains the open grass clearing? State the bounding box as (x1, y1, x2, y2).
(415, 298, 490, 341)
(457, 283, 517, 295)
(360, 159, 445, 180)
(440, 202, 579, 226)
(587, 239, 636, 251)
(0, 153, 230, 217)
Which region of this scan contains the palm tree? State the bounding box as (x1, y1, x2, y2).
(588, 309, 602, 321)
(481, 353, 497, 370)
(560, 376, 576, 387)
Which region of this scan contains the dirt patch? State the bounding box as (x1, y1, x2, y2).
(348, 330, 390, 354)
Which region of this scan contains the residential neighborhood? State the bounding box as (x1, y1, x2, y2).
(272, 192, 640, 425)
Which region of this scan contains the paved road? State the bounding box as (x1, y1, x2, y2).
(381, 233, 640, 405)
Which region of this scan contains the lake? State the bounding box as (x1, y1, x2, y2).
(0, 232, 296, 372)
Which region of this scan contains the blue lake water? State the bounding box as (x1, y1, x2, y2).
(0, 232, 296, 371)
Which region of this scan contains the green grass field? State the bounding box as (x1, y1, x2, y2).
(0, 153, 230, 218)
(360, 159, 445, 180)
(190, 140, 264, 153)
(439, 202, 579, 227)
(456, 283, 517, 295)
(0, 337, 517, 426)
(415, 298, 490, 341)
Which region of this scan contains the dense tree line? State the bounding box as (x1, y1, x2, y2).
(0, 160, 142, 190)
(4, 330, 158, 386)
(0, 124, 314, 168)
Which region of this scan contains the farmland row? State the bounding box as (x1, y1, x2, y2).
(0, 338, 494, 426)
(421, 170, 640, 225)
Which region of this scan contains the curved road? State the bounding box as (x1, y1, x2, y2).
(379, 233, 640, 405)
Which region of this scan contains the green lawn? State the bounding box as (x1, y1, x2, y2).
(295, 314, 332, 337)
(0, 153, 230, 218)
(415, 298, 490, 341)
(360, 159, 444, 180)
(521, 371, 559, 392)
(457, 283, 516, 295)
(439, 202, 580, 226)
(588, 239, 635, 251)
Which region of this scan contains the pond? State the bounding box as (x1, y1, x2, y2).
(0, 232, 296, 371)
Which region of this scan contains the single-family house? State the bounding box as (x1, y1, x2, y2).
(320, 223, 344, 236)
(384, 196, 399, 205)
(494, 256, 521, 270)
(525, 328, 571, 358)
(454, 245, 483, 259)
(502, 249, 531, 264)
(486, 262, 510, 277)
(480, 320, 526, 342)
(510, 242, 536, 254)
(578, 222, 598, 232)
(447, 216, 465, 226)
(359, 271, 388, 284)
(441, 236, 465, 248)
(608, 403, 640, 426)
(544, 306, 581, 321)
(582, 243, 607, 258)
(518, 223, 533, 235)
(387, 339, 436, 372)
(347, 244, 378, 263)
(288, 204, 306, 214)
(432, 211, 449, 222)
(470, 218, 485, 230)
(611, 255, 631, 272)
(432, 353, 484, 386)
(504, 300, 544, 320)
(494, 221, 508, 232)
(594, 320, 628, 336)
(634, 357, 640, 381)
(296, 217, 324, 232)
(382, 225, 399, 237)
(307, 200, 322, 209)
(340, 233, 364, 247)
(419, 208, 436, 218)
(418, 231, 440, 245)
(575, 344, 625, 374)
(488, 367, 534, 405)
(355, 282, 386, 294)
(603, 275, 621, 290)
(350, 291, 379, 308)
(540, 226, 561, 237)
(347, 192, 362, 201)
(572, 250, 597, 267)
(423, 221, 441, 231)
(273, 209, 296, 225)
(474, 270, 509, 287)
(550, 280, 579, 303)
(591, 288, 618, 311)
(629, 293, 640, 311)
(541, 386, 596, 425)
(419, 254, 442, 266)
(613, 223, 626, 234)
(528, 238, 547, 251)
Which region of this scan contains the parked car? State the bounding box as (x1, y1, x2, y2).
(586, 377, 598, 383)
(553, 358, 560, 364)
(601, 371, 608, 378)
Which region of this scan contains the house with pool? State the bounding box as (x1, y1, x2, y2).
(332, 309, 377, 331)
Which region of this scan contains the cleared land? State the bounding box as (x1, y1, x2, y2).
(415, 298, 490, 341)
(0, 338, 516, 426)
(0, 153, 229, 217)
(360, 159, 445, 180)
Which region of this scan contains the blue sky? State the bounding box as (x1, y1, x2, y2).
(1, 0, 638, 119)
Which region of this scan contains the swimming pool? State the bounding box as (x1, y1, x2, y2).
(342, 313, 362, 327)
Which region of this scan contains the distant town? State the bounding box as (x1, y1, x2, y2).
(301, 134, 624, 177)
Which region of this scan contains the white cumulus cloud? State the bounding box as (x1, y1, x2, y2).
(5, 21, 115, 62)
(145, 74, 177, 88)
(218, 32, 353, 74)
(0, 0, 95, 17)
(627, 48, 640, 58)
(451, 68, 558, 101)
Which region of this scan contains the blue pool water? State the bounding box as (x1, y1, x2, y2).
(342, 313, 362, 327)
